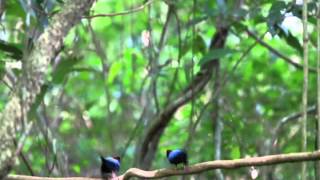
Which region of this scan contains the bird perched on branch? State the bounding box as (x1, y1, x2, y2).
(166, 149, 188, 167)
(100, 156, 120, 179)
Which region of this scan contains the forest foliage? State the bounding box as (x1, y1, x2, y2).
(1, 0, 320, 179)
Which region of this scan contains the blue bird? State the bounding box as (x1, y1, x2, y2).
(166, 149, 188, 167)
(100, 156, 120, 179)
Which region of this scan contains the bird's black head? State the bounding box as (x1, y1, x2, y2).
(166, 150, 172, 158)
(100, 155, 105, 162)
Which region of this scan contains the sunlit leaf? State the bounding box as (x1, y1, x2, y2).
(277, 25, 303, 55)
(72, 165, 81, 174)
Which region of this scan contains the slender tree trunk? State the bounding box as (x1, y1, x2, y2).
(316, 1, 320, 179)
(212, 61, 224, 180)
(301, 0, 309, 179)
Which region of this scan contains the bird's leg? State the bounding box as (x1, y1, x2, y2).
(175, 164, 185, 170)
(110, 172, 118, 180)
(184, 165, 189, 172)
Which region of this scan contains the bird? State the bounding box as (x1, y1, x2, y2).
(100, 156, 120, 179)
(166, 149, 188, 167)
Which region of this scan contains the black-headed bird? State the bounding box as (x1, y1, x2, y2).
(100, 156, 120, 179)
(166, 149, 188, 167)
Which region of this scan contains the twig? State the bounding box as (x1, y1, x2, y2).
(0, 78, 13, 91)
(85, 0, 155, 19)
(17, 152, 35, 176)
(6, 151, 320, 180)
(184, 101, 210, 150)
(164, 7, 181, 106)
(120, 107, 147, 158)
(273, 105, 316, 140)
(264, 105, 316, 157)
(245, 29, 316, 73)
(152, 4, 173, 113)
(13, 122, 34, 176)
(14, 122, 33, 157)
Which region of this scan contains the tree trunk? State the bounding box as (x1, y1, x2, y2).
(0, 0, 95, 178)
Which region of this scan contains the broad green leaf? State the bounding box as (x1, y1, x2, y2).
(0, 40, 23, 59)
(277, 25, 303, 55)
(267, 1, 287, 35)
(52, 57, 80, 84)
(7, 1, 26, 18)
(108, 61, 122, 84)
(268, 1, 286, 23)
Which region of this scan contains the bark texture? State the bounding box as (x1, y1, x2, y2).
(0, 0, 95, 178)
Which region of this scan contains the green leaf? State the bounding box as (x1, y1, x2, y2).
(52, 57, 80, 84)
(7, 1, 26, 18)
(192, 34, 207, 55)
(198, 48, 236, 65)
(72, 165, 81, 174)
(59, 118, 72, 134)
(289, 3, 316, 25)
(232, 22, 246, 33)
(108, 61, 122, 84)
(277, 25, 303, 55)
(56, 0, 64, 3)
(231, 146, 241, 159)
(268, 1, 286, 23)
(0, 40, 23, 59)
(267, 1, 287, 35)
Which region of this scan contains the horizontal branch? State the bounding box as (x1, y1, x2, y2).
(85, 0, 154, 18)
(5, 176, 97, 180)
(6, 151, 320, 180)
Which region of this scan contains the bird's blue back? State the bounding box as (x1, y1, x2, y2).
(102, 157, 120, 172)
(167, 149, 187, 165)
